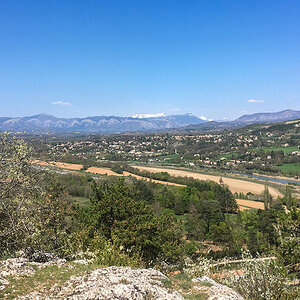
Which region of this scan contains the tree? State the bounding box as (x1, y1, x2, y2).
(210, 222, 233, 244)
(0, 133, 43, 254)
(75, 179, 184, 265)
(248, 228, 259, 256)
(187, 204, 205, 240)
(0, 133, 70, 255)
(37, 177, 72, 251)
(283, 185, 295, 210)
(262, 186, 273, 210)
(275, 207, 300, 277)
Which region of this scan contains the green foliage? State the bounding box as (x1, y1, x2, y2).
(73, 178, 184, 266)
(210, 222, 233, 244)
(225, 255, 290, 300)
(0, 262, 100, 299)
(32, 178, 72, 253)
(0, 133, 42, 254)
(275, 207, 300, 277)
(262, 186, 273, 210)
(110, 163, 124, 174)
(0, 133, 71, 256)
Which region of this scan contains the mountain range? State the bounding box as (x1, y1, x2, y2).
(0, 113, 204, 133)
(0, 109, 299, 134)
(236, 109, 300, 123)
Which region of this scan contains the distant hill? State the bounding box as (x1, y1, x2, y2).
(2, 109, 299, 134)
(174, 109, 300, 133)
(0, 113, 205, 133)
(236, 109, 300, 124)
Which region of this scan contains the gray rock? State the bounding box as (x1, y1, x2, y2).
(21, 266, 184, 299)
(0, 258, 35, 290)
(0, 256, 66, 291)
(192, 276, 244, 300)
(73, 259, 89, 265)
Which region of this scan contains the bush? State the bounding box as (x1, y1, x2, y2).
(73, 179, 184, 267)
(224, 253, 289, 300)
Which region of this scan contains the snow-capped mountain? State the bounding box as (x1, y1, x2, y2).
(0, 113, 205, 133)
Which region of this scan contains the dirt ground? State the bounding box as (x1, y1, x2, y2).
(33, 160, 83, 170)
(85, 167, 185, 186)
(122, 171, 185, 187)
(85, 166, 123, 176)
(133, 166, 282, 198)
(236, 199, 265, 210)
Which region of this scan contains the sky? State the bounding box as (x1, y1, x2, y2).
(0, 0, 299, 120)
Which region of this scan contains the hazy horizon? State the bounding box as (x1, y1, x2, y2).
(1, 1, 299, 120)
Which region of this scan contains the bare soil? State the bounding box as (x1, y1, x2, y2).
(133, 166, 282, 197)
(33, 160, 83, 170)
(236, 199, 265, 210)
(85, 167, 123, 176)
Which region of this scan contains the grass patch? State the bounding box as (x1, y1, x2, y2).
(258, 146, 299, 154)
(0, 262, 99, 299)
(154, 154, 179, 161)
(277, 162, 300, 173)
(71, 196, 91, 207)
(160, 272, 209, 300)
(219, 152, 239, 159)
(238, 204, 259, 210)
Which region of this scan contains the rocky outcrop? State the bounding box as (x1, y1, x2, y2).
(0, 256, 67, 291)
(1, 255, 244, 299)
(21, 267, 184, 300)
(192, 276, 244, 300)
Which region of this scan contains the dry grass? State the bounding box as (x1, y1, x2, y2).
(33, 160, 83, 170)
(123, 171, 185, 187)
(236, 199, 265, 210)
(133, 166, 282, 197)
(85, 166, 123, 176)
(238, 206, 250, 211)
(33, 160, 185, 187)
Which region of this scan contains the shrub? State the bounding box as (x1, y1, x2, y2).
(224, 253, 288, 300)
(73, 179, 184, 267)
(183, 257, 213, 278)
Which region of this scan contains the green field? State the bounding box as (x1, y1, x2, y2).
(220, 152, 239, 159)
(154, 153, 179, 161)
(278, 162, 300, 173)
(260, 146, 299, 154)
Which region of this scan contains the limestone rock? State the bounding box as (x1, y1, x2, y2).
(21, 267, 184, 300)
(192, 276, 244, 300)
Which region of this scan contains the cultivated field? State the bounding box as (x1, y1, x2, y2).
(33, 161, 185, 187)
(85, 167, 123, 176)
(33, 160, 266, 210)
(123, 171, 185, 187)
(85, 168, 185, 186)
(236, 199, 265, 210)
(33, 160, 83, 170)
(133, 166, 282, 197)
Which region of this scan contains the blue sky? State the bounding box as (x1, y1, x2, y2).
(0, 0, 299, 120)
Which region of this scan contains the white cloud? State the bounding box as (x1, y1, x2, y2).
(52, 101, 72, 106)
(247, 99, 265, 103)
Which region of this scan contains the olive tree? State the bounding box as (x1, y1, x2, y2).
(0, 133, 70, 256)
